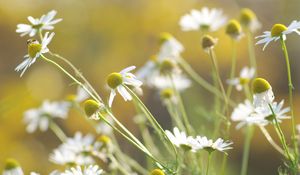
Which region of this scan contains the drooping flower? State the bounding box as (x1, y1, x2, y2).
(252, 78, 274, 107)
(227, 67, 255, 91)
(23, 100, 70, 133)
(255, 100, 290, 123)
(190, 136, 233, 153)
(158, 33, 184, 60)
(3, 159, 24, 175)
(165, 127, 193, 151)
(106, 66, 142, 107)
(16, 10, 62, 37)
(239, 8, 261, 33)
(201, 35, 218, 52)
(148, 73, 191, 91)
(226, 19, 244, 40)
(60, 165, 104, 175)
(256, 21, 300, 50)
(179, 7, 227, 32)
(150, 169, 165, 175)
(15, 32, 55, 77)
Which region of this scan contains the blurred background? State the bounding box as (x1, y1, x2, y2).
(1, 0, 300, 174)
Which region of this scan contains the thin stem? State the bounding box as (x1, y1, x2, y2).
(259, 126, 286, 157)
(226, 40, 237, 99)
(247, 31, 257, 76)
(178, 57, 235, 107)
(280, 36, 298, 164)
(240, 125, 254, 175)
(49, 122, 67, 142)
(206, 153, 212, 175)
(165, 102, 186, 131)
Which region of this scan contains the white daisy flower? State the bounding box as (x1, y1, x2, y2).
(106, 66, 143, 107)
(165, 127, 194, 150)
(240, 8, 261, 33)
(3, 159, 24, 175)
(15, 32, 55, 77)
(61, 165, 103, 175)
(50, 132, 98, 166)
(23, 100, 70, 133)
(255, 100, 290, 123)
(192, 136, 233, 153)
(252, 78, 274, 108)
(231, 100, 267, 129)
(256, 21, 300, 50)
(16, 10, 62, 37)
(179, 7, 227, 32)
(148, 73, 191, 91)
(227, 67, 255, 91)
(158, 33, 184, 60)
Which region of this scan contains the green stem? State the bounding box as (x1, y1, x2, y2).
(206, 153, 212, 175)
(165, 102, 186, 132)
(280, 36, 298, 165)
(240, 125, 254, 175)
(226, 40, 237, 99)
(49, 122, 67, 142)
(259, 126, 285, 157)
(247, 31, 257, 76)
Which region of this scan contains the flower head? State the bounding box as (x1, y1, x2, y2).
(23, 100, 70, 133)
(83, 99, 104, 120)
(201, 35, 218, 52)
(3, 159, 24, 175)
(252, 78, 274, 107)
(16, 10, 62, 37)
(158, 33, 184, 60)
(255, 100, 290, 123)
(227, 67, 255, 91)
(226, 19, 243, 40)
(15, 32, 55, 77)
(191, 136, 233, 153)
(150, 169, 165, 175)
(165, 127, 193, 151)
(60, 165, 103, 175)
(179, 7, 227, 32)
(256, 21, 300, 50)
(239, 8, 261, 32)
(106, 66, 142, 107)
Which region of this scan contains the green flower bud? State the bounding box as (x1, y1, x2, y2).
(159, 32, 172, 45)
(252, 78, 271, 94)
(149, 169, 165, 175)
(27, 39, 42, 58)
(240, 8, 256, 26)
(160, 88, 174, 99)
(226, 20, 242, 38)
(107, 72, 123, 89)
(5, 159, 20, 170)
(84, 99, 100, 116)
(271, 24, 287, 37)
(201, 35, 217, 50)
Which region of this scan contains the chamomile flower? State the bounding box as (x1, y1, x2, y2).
(15, 32, 55, 77)
(255, 100, 290, 123)
(256, 21, 300, 50)
(23, 100, 70, 133)
(192, 136, 233, 153)
(106, 66, 142, 107)
(149, 73, 191, 91)
(16, 10, 62, 37)
(239, 8, 261, 33)
(252, 78, 274, 107)
(179, 7, 227, 32)
(61, 165, 103, 175)
(226, 19, 244, 40)
(165, 127, 193, 151)
(227, 67, 255, 91)
(3, 159, 24, 175)
(158, 33, 184, 60)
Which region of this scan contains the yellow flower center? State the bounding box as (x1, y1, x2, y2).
(107, 72, 123, 89)
(5, 159, 20, 170)
(160, 88, 174, 99)
(239, 77, 250, 85)
(252, 78, 271, 94)
(271, 24, 288, 37)
(27, 40, 42, 58)
(98, 135, 111, 145)
(226, 20, 242, 36)
(240, 8, 256, 26)
(160, 59, 175, 74)
(159, 32, 172, 45)
(202, 35, 217, 50)
(84, 99, 100, 116)
(150, 169, 165, 175)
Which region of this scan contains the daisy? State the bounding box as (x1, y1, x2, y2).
(106, 66, 143, 107)
(165, 127, 194, 151)
(23, 100, 70, 133)
(252, 78, 274, 108)
(61, 165, 104, 175)
(231, 100, 266, 129)
(148, 73, 191, 91)
(15, 32, 55, 77)
(226, 19, 244, 40)
(227, 67, 255, 91)
(255, 100, 290, 123)
(239, 8, 261, 33)
(16, 10, 62, 37)
(158, 33, 184, 60)
(3, 159, 24, 175)
(256, 21, 300, 50)
(192, 136, 233, 153)
(179, 7, 227, 32)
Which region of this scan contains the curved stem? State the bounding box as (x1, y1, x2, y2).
(226, 40, 237, 99)
(247, 31, 257, 76)
(49, 122, 67, 142)
(259, 126, 285, 157)
(240, 125, 254, 175)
